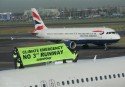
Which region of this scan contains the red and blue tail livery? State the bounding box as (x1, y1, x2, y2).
(31, 8, 47, 33)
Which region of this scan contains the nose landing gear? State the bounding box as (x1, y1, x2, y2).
(104, 43, 109, 51)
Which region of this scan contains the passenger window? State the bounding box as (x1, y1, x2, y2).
(91, 77, 93, 81)
(35, 85, 38, 87)
(67, 80, 70, 85)
(95, 77, 98, 81)
(81, 78, 84, 83)
(118, 74, 120, 78)
(86, 78, 89, 82)
(113, 74, 116, 78)
(122, 73, 125, 77)
(72, 80, 75, 84)
(76, 79, 79, 83)
(109, 75, 112, 79)
(43, 84, 46, 87)
(100, 76, 102, 80)
(62, 81, 65, 85)
(104, 75, 107, 79)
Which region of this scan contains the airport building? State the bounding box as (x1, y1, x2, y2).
(0, 6, 123, 22)
(38, 8, 60, 18)
(23, 6, 125, 21)
(0, 12, 12, 21)
(23, 8, 60, 20)
(58, 7, 125, 19)
(118, 6, 125, 14)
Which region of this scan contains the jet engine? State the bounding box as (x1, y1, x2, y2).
(63, 41, 76, 49)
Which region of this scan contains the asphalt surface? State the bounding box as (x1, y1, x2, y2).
(0, 21, 125, 28)
(0, 31, 125, 70)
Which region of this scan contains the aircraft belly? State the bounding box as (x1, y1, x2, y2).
(75, 39, 120, 44)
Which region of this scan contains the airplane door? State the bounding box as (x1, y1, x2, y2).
(41, 80, 48, 87)
(49, 79, 56, 87)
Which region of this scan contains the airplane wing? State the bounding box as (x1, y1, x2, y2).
(10, 36, 82, 41)
(11, 37, 41, 40)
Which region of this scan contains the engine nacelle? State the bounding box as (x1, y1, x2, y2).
(63, 41, 76, 49)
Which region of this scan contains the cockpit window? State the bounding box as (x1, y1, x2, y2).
(106, 32, 116, 34)
(112, 32, 116, 34)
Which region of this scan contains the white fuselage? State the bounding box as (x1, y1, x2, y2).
(0, 56, 125, 87)
(36, 27, 120, 44)
(31, 8, 120, 45)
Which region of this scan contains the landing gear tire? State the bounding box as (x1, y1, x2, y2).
(73, 54, 79, 63)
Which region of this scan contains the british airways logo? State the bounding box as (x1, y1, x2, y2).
(93, 30, 104, 32)
(93, 30, 104, 35)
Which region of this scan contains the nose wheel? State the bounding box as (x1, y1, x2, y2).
(104, 43, 109, 51)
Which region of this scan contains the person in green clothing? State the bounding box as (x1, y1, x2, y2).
(12, 47, 24, 69)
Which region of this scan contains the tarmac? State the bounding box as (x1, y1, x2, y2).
(0, 31, 125, 70)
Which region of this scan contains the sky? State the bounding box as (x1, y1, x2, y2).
(0, 0, 125, 12)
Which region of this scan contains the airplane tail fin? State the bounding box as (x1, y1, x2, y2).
(31, 8, 47, 33)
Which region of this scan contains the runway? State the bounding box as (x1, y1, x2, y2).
(0, 31, 125, 70)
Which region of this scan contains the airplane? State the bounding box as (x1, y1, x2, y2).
(0, 56, 125, 87)
(30, 8, 120, 50)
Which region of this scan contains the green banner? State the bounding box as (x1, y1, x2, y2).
(18, 43, 77, 66)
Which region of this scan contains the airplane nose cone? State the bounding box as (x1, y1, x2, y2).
(115, 34, 121, 42)
(117, 34, 121, 40)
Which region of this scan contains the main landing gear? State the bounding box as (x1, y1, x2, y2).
(82, 44, 89, 49)
(82, 43, 109, 51)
